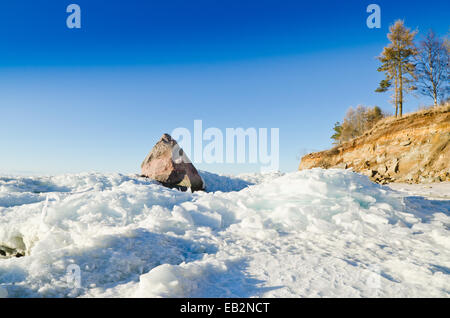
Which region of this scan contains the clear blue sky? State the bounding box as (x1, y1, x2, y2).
(1, 0, 449, 175)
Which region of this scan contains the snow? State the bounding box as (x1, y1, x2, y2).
(387, 182, 450, 200)
(0, 169, 449, 297)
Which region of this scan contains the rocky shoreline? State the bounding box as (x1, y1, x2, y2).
(299, 106, 450, 184)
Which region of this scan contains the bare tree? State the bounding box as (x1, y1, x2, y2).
(415, 30, 449, 106)
(331, 106, 386, 144)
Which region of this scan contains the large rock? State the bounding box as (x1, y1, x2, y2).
(141, 134, 205, 191)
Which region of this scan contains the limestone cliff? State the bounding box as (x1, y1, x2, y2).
(299, 105, 450, 184)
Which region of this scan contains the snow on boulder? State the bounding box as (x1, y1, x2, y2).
(141, 134, 204, 192)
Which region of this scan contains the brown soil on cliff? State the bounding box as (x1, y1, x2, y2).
(299, 105, 450, 184)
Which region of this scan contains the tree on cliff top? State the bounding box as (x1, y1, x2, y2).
(415, 30, 449, 106)
(376, 20, 418, 117)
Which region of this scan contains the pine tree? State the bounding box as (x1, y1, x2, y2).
(376, 20, 418, 117)
(331, 122, 343, 145)
(376, 47, 398, 116)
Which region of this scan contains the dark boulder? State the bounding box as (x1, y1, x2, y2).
(141, 134, 205, 192)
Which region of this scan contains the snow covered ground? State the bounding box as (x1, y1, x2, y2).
(387, 182, 450, 201)
(0, 169, 448, 298)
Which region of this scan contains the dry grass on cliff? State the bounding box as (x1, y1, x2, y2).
(378, 103, 450, 126)
(355, 103, 449, 140)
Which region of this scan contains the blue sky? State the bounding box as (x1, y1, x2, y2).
(1, 0, 449, 175)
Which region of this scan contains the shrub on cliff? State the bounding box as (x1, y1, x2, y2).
(331, 105, 386, 145)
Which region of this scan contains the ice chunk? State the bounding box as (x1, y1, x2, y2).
(0, 285, 8, 298)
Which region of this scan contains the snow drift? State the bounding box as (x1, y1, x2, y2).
(0, 169, 448, 297)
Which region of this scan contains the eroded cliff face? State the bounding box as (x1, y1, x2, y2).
(299, 106, 450, 184)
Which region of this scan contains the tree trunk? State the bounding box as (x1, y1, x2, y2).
(429, 50, 438, 106)
(399, 66, 403, 117)
(433, 83, 438, 106)
(394, 72, 399, 117)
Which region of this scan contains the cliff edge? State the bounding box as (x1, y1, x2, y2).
(299, 105, 450, 184)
